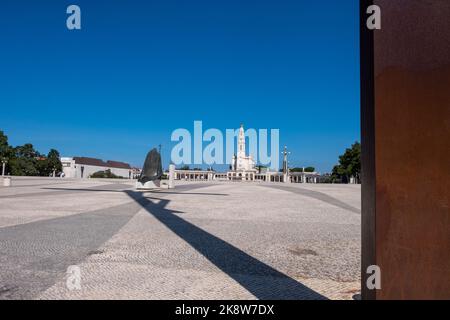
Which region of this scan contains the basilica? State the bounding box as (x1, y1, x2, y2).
(228, 124, 257, 181)
(172, 123, 320, 183)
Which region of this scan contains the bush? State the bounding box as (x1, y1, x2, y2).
(90, 169, 123, 179)
(290, 167, 315, 173)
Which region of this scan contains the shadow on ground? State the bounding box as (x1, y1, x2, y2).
(261, 184, 360, 214)
(0, 183, 326, 300)
(125, 190, 326, 300)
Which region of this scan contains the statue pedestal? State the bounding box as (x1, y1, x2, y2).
(135, 180, 161, 190)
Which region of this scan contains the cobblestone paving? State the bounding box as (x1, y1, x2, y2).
(0, 177, 361, 300)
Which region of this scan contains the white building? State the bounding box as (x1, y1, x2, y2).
(171, 123, 321, 184)
(228, 124, 257, 181)
(60, 157, 133, 179)
(173, 169, 214, 181)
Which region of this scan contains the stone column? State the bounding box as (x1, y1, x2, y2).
(168, 164, 175, 189)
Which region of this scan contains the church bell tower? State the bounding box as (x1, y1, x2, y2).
(237, 123, 246, 159)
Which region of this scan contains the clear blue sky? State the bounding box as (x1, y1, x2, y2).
(0, 0, 360, 172)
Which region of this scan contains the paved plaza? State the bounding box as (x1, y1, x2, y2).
(0, 177, 361, 300)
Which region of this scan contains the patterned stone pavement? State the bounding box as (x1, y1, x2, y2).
(0, 177, 361, 300)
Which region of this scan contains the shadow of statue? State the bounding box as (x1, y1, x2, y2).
(125, 190, 327, 300)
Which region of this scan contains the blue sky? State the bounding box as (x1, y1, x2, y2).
(0, 0, 360, 172)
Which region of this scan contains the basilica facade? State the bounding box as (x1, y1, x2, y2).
(228, 124, 258, 181)
(171, 123, 320, 183)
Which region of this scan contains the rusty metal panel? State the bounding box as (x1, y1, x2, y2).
(360, 0, 376, 301)
(362, 0, 450, 299)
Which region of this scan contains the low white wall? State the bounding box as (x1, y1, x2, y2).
(64, 164, 131, 179)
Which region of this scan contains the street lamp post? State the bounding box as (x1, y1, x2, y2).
(1, 158, 7, 177)
(281, 146, 291, 183)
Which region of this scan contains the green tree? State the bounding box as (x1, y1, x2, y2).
(0, 131, 11, 157)
(0, 130, 64, 177)
(0, 131, 13, 174)
(25, 149, 63, 176)
(256, 165, 267, 173)
(331, 142, 361, 183)
(90, 169, 122, 179)
(9, 157, 39, 176)
(9, 144, 39, 176)
(15, 143, 39, 159)
(289, 167, 315, 173)
(45, 149, 62, 176)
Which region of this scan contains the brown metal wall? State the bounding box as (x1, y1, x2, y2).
(362, 0, 450, 299)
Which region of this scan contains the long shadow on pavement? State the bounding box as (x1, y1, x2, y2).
(125, 190, 326, 300)
(0, 183, 326, 300)
(261, 184, 360, 214)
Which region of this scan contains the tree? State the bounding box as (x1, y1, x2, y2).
(90, 169, 123, 179)
(15, 143, 39, 159)
(289, 167, 315, 173)
(46, 149, 63, 175)
(0, 131, 13, 174)
(9, 144, 39, 176)
(0, 131, 11, 158)
(256, 165, 267, 173)
(33, 149, 63, 176)
(331, 142, 361, 183)
(1, 130, 64, 177)
(9, 157, 39, 176)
